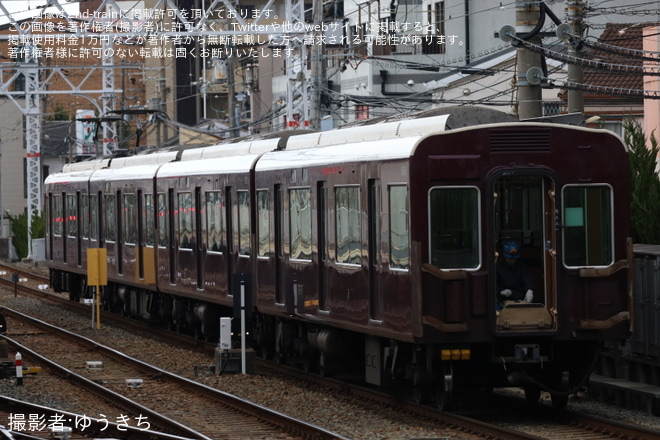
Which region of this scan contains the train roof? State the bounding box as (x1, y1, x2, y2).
(284, 114, 450, 150)
(157, 153, 262, 178)
(255, 136, 422, 171)
(179, 138, 281, 160)
(89, 163, 166, 182)
(44, 168, 96, 185)
(106, 151, 179, 168)
(62, 158, 112, 172)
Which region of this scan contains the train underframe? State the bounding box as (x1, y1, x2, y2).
(51, 268, 598, 410)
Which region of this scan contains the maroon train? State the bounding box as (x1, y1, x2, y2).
(44, 109, 632, 409)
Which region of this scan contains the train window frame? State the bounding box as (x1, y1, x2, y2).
(177, 192, 194, 250)
(53, 194, 63, 237)
(66, 194, 78, 238)
(335, 185, 362, 266)
(289, 187, 312, 262)
(157, 193, 167, 248)
(238, 190, 251, 256)
(257, 189, 271, 258)
(81, 194, 89, 239)
(389, 184, 410, 271)
(123, 193, 137, 245)
(90, 193, 99, 242)
(428, 185, 482, 270)
(144, 194, 155, 247)
(561, 184, 614, 268)
(206, 191, 224, 254)
(104, 193, 116, 242)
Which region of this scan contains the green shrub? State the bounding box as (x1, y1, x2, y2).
(624, 118, 660, 244)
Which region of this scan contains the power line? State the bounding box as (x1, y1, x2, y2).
(509, 33, 660, 76)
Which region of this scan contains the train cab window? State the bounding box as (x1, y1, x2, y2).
(389, 185, 409, 269)
(562, 185, 614, 267)
(144, 194, 155, 247)
(104, 194, 116, 242)
(257, 190, 271, 257)
(53, 195, 63, 236)
(66, 195, 77, 238)
(158, 193, 167, 248)
(178, 192, 194, 249)
(290, 188, 312, 261)
(238, 190, 251, 256)
(123, 194, 137, 245)
(336, 186, 361, 265)
(429, 186, 480, 269)
(206, 191, 224, 253)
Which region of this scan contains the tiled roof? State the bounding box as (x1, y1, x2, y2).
(560, 22, 654, 103)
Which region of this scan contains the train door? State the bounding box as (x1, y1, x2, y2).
(225, 186, 234, 294)
(493, 174, 557, 332)
(168, 189, 176, 284)
(75, 192, 82, 265)
(195, 187, 203, 289)
(368, 179, 382, 321)
(47, 194, 53, 260)
(116, 191, 124, 275)
(274, 184, 285, 305)
(137, 190, 144, 280)
(317, 181, 328, 310)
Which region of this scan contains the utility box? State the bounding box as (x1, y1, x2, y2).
(214, 347, 255, 374)
(219, 317, 231, 350)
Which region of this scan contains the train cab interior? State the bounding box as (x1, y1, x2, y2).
(493, 175, 557, 331)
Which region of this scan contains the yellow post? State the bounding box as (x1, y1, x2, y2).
(87, 248, 108, 329)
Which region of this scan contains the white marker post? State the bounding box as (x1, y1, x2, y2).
(15, 352, 22, 386)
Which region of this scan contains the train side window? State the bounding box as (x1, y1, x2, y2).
(123, 193, 136, 245)
(428, 186, 480, 270)
(562, 184, 614, 267)
(257, 190, 271, 257)
(238, 190, 251, 256)
(290, 188, 312, 261)
(144, 194, 155, 247)
(389, 185, 409, 270)
(81, 194, 89, 239)
(53, 194, 63, 236)
(90, 194, 98, 241)
(104, 194, 116, 242)
(66, 194, 77, 238)
(178, 192, 193, 249)
(336, 185, 361, 265)
(206, 191, 224, 253)
(158, 193, 167, 248)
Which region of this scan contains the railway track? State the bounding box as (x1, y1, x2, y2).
(258, 359, 660, 440)
(0, 306, 349, 440)
(1, 262, 658, 440)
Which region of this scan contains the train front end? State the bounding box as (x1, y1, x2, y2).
(412, 123, 631, 409)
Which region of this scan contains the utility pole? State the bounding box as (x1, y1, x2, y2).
(309, 0, 326, 130)
(286, 0, 309, 129)
(515, 0, 543, 119)
(566, 0, 584, 113)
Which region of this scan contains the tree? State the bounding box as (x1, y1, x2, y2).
(624, 118, 660, 244)
(7, 210, 45, 260)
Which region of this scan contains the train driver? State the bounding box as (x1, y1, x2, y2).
(496, 240, 534, 311)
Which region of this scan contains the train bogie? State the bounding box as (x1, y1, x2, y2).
(44, 111, 632, 409)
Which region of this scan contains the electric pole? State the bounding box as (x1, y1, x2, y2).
(309, 0, 326, 130)
(566, 0, 584, 113)
(515, 0, 543, 119)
